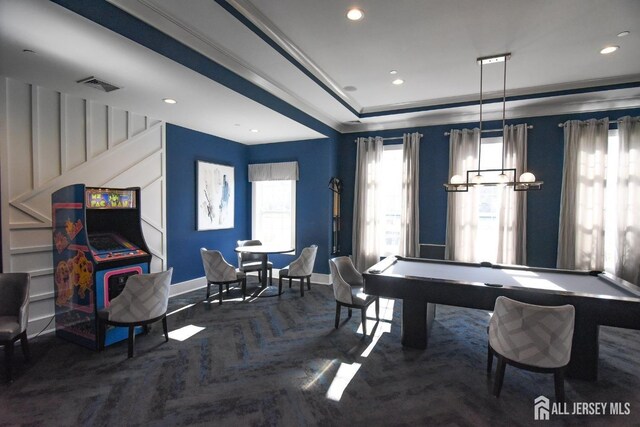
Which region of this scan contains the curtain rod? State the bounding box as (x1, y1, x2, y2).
(353, 134, 423, 143)
(443, 125, 533, 136)
(557, 118, 639, 128)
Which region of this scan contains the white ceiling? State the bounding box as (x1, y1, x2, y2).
(0, 0, 326, 144)
(247, 0, 640, 108)
(2, 0, 639, 143)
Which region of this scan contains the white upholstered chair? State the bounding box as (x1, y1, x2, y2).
(329, 257, 379, 337)
(487, 296, 575, 402)
(97, 268, 173, 358)
(201, 248, 246, 304)
(278, 245, 318, 296)
(0, 273, 31, 382)
(236, 239, 272, 285)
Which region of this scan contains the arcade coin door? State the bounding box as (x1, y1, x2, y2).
(52, 184, 151, 349)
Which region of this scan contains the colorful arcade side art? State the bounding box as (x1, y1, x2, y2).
(52, 184, 151, 350)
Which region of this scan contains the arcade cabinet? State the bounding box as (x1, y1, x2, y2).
(52, 184, 151, 349)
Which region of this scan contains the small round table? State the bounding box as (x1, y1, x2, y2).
(234, 245, 293, 295)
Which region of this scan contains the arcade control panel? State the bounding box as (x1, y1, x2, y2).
(88, 233, 147, 263)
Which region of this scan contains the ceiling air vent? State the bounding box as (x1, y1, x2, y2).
(77, 76, 121, 93)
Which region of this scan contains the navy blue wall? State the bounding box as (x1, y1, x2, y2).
(166, 124, 249, 283)
(247, 137, 339, 274)
(338, 108, 640, 268)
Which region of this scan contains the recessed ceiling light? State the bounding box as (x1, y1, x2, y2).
(600, 46, 619, 54)
(617, 31, 630, 37)
(22, 49, 36, 54)
(392, 79, 404, 85)
(343, 85, 357, 92)
(163, 98, 177, 104)
(250, 129, 259, 133)
(346, 8, 364, 21)
(389, 70, 398, 75)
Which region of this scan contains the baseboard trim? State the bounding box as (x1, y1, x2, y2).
(169, 276, 207, 297)
(170, 270, 332, 291)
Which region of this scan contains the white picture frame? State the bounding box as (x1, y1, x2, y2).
(197, 160, 234, 230)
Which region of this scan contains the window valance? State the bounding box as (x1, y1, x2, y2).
(248, 161, 299, 182)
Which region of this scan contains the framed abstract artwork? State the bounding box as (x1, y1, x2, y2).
(196, 160, 234, 230)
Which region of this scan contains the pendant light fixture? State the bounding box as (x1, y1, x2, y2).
(444, 53, 543, 192)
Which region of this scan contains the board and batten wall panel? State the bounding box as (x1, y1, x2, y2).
(0, 76, 167, 336)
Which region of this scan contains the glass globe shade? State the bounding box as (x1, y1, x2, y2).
(450, 175, 464, 185)
(519, 172, 536, 183)
(497, 173, 510, 184)
(471, 174, 484, 184)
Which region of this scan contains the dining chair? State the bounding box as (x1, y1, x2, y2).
(487, 296, 575, 402)
(329, 257, 379, 337)
(201, 248, 246, 304)
(97, 268, 173, 358)
(279, 245, 318, 296)
(0, 273, 31, 382)
(237, 239, 273, 285)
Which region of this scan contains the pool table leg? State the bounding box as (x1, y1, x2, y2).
(401, 299, 436, 349)
(567, 317, 599, 381)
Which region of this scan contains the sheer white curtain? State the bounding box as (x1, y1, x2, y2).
(352, 136, 383, 272)
(614, 116, 640, 285)
(399, 132, 421, 257)
(557, 118, 609, 270)
(445, 128, 480, 262)
(497, 124, 528, 265)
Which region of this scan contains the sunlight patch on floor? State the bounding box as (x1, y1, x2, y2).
(377, 298, 395, 321)
(166, 303, 196, 317)
(360, 321, 392, 358)
(356, 298, 394, 335)
(168, 324, 205, 341)
(302, 359, 338, 390)
(325, 362, 362, 402)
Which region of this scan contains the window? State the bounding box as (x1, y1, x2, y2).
(252, 180, 296, 250)
(475, 137, 503, 263)
(379, 145, 403, 256)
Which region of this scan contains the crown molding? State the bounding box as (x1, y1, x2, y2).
(361, 74, 640, 116)
(342, 87, 640, 134)
(226, 0, 362, 113)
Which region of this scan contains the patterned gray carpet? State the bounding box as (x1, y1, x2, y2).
(1, 279, 639, 426)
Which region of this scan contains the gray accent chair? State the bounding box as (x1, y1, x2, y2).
(279, 245, 318, 296)
(97, 268, 173, 359)
(202, 248, 246, 304)
(0, 273, 31, 382)
(237, 239, 272, 285)
(329, 257, 379, 337)
(487, 296, 575, 402)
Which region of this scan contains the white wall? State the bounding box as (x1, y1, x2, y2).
(0, 76, 167, 336)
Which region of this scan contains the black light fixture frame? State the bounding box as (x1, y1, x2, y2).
(444, 53, 543, 193)
(444, 168, 543, 192)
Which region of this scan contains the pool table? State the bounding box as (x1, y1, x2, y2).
(363, 256, 640, 381)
